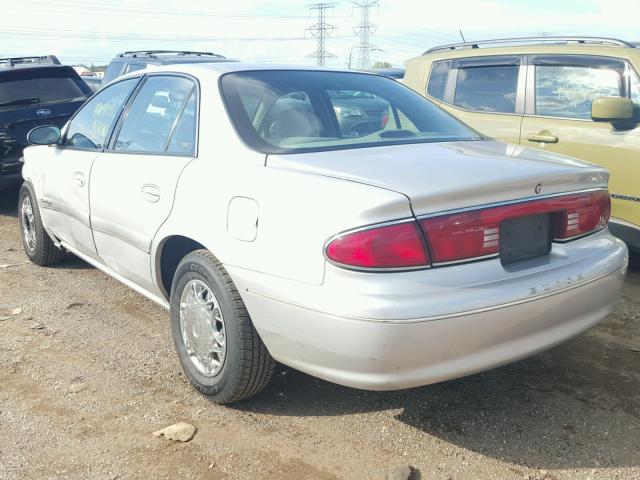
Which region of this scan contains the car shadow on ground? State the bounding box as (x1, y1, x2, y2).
(236, 316, 640, 470)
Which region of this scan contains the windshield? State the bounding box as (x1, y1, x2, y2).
(220, 70, 481, 154)
(0, 68, 89, 109)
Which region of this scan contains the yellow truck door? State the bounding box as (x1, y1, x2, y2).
(520, 54, 640, 246)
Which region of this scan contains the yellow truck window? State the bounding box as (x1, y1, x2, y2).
(427, 60, 451, 100)
(532, 56, 625, 120)
(452, 57, 520, 114)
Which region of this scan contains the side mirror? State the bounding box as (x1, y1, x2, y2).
(27, 125, 61, 145)
(592, 96, 634, 123)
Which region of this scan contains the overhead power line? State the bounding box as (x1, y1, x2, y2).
(9, 0, 311, 19)
(306, 3, 338, 66)
(0, 27, 312, 43)
(351, 1, 379, 70)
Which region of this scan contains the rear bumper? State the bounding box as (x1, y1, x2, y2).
(228, 231, 628, 390)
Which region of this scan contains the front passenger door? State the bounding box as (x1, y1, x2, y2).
(89, 74, 198, 293)
(520, 55, 640, 232)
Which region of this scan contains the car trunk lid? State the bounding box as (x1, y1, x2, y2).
(266, 141, 608, 216)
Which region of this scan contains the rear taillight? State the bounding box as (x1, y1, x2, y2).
(553, 190, 611, 240)
(325, 190, 610, 270)
(420, 190, 611, 265)
(325, 221, 429, 269)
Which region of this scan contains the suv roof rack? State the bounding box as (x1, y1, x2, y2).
(424, 36, 635, 55)
(0, 55, 61, 66)
(118, 50, 225, 59)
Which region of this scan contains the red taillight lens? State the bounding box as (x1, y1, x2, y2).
(554, 190, 611, 240)
(420, 210, 502, 264)
(420, 190, 611, 265)
(326, 221, 429, 269)
(327, 191, 610, 270)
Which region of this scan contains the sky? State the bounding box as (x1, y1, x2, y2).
(1, 0, 639, 68)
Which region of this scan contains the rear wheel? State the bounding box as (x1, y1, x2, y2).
(18, 183, 66, 266)
(170, 250, 275, 404)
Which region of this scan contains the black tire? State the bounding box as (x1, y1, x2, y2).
(170, 249, 276, 404)
(18, 183, 66, 266)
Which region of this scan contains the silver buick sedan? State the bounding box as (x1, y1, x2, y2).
(20, 63, 628, 403)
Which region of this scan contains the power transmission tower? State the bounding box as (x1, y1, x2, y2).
(351, 1, 379, 69)
(306, 3, 337, 66)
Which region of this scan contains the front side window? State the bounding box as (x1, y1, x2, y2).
(427, 60, 451, 100)
(221, 70, 480, 154)
(534, 56, 624, 120)
(114, 75, 196, 154)
(453, 58, 520, 113)
(64, 78, 138, 150)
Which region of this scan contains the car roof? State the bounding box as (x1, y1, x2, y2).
(0, 64, 78, 75)
(365, 68, 405, 78)
(409, 37, 640, 64)
(111, 50, 229, 64)
(117, 62, 378, 80)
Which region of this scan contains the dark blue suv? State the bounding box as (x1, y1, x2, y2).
(0, 56, 92, 190)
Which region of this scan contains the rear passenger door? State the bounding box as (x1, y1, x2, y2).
(89, 74, 198, 292)
(425, 56, 525, 144)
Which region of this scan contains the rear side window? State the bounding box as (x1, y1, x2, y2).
(533, 56, 625, 120)
(64, 78, 138, 150)
(102, 62, 125, 85)
(426, 60, 451, 100)
(125, 63, 147, 74)
(167, 91, 197, 154)
(453, 57, 520, 113)
(630, 66, 640, 120)
(114, 75, 196, 154)
(220, 70, 480, 154)
(0, 67, 90, 109)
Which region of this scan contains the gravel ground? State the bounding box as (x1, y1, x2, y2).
(0, 184, 639, 480)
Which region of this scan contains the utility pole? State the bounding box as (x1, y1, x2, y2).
(306, 3, 337, 66)
(351, 0, 379, 70)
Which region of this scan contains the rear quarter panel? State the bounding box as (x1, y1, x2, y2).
(151, 72, 413, 293)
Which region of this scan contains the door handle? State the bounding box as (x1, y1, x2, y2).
(527, 132, 559, 144)
(141, 184, 161, 203)
(72, 172, 85, 187)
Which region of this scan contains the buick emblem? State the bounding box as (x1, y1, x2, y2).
(535, 183, 543, 194)
(36, 108, 51, 117)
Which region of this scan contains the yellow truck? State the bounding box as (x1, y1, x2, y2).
(404, 36, 640, 252)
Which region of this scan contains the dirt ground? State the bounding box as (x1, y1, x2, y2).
(0, 184, 639, 480)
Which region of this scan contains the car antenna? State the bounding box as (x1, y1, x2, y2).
(459, 29, 466, 42)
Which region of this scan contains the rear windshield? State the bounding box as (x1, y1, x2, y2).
(0, 67, 90, 109)
(220, 70, 481, 154)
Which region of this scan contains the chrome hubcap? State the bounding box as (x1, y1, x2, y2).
(179, 279, 226, 377)
(21, 196, 36, 253)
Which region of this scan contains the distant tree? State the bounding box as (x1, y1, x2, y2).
(372, 61, 393, 69)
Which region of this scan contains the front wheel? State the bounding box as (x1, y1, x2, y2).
(18, 183, 66, 266)
(170, 250, 276, 404)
